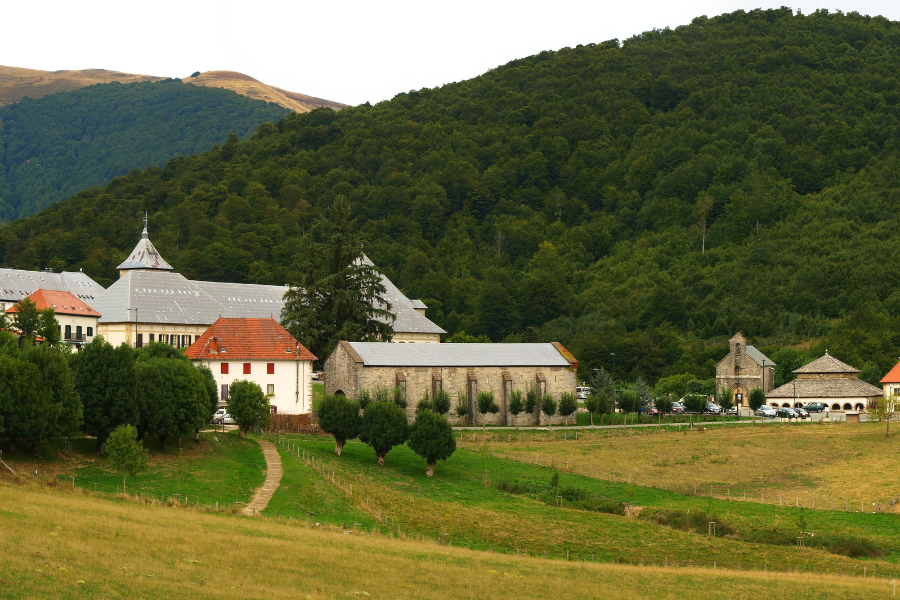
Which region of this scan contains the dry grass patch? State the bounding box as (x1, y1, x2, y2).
(489, 423, 900, 504)
(0, 481, 890, 600)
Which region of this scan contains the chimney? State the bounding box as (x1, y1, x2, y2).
(209, 337, 218, 354)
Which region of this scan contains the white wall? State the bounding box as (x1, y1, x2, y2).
(56, 314, 99, 344)
(194, 358, 313, 415)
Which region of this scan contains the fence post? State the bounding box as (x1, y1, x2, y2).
(71, 477, 75, 490)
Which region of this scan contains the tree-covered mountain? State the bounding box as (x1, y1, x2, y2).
(0, 80, 290, 222)
(3, 8, 900, 383)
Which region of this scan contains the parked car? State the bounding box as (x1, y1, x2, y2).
(312, 372, 319, 381)
(647, 407, 660, 416)
(795, 407, 809, 419)
(576, 386, 592, 400)
(805, 402, 827, 413)
(755, 406, 777, 418)
(726, 406, 738, 416)
(670, 402, 685, 414)
(212, 409, 234, 425)
(776, 408, 800, 419)
(705, 403, 722, 414)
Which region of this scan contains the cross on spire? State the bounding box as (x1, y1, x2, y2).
(142, 211, 149, 239)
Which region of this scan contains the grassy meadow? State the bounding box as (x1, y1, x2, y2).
(268, 427, 900, 576)
(0, 431, 265, 506)
(0, 480, 892, 600)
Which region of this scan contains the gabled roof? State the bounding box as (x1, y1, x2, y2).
(881, 360, 900, 384)
(794, 351, 858, 374)
(92, 270, 287, 325)
(745, 346, 775, 367)
(116, 224, 173, 271)
(0, 268, 103, 304)
(359, 256, 445, 335)
(338, 341, 576, 368)
(5, 289, 100, 317)
(184, 318, 316, 361)
(768, 377, 882, 398)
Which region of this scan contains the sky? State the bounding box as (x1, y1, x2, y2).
(3, 1, 900, 107)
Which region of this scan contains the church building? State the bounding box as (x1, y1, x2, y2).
(89, 220, 444, 348)
(715, 333, 776, 406)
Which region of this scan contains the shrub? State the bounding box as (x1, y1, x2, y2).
(558, 392, 577, 425)
(432, 389, 451, 415)
(524, 384, 540, 415)
(540, 393, 557, 426)
(105, 424, 148, 493)
(360, 400, 408, 465)
(455, 391, 470, 420)
(318, 395, 361, 456)
(190, 71, 201, 77)
(407, 411, 455, 476)
(476, 390, 497, 429)
(392, 386, 407, 408)
(357, 388, 372, 410)
(416, 390, 433, 413)
(508, 390, 524, 428)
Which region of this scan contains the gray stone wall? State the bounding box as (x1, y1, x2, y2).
(324, 344, 577, 425)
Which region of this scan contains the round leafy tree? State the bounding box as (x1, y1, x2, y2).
(508, 389, 524, 428)
(407, 411, 456, 476)
(227, 380, 270, 438)
(106, 424, 149, 493)
(541, 393, 557, 427)
(748, 387, 766, 424)
(584, 394, 600, 426)
(360, 400, 408, 465)
(318, 395, 361, 456)
(432, 389, 451, 415)
(558, 391, 578, 425)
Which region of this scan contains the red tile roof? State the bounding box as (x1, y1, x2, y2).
(184, 318, 316, 361)
(5, 288, 101, 317)
(881, 360, 900, 384)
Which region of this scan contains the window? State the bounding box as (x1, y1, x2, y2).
(221, 384, 229, 400)
(734, 366, 742, 376)
(149, 333, 155, 342)
(64, 325, 72, 339)
(735, 343, 741, 356)
(267, 384, 274, 395)
(136, 334, 143, 348)
(243, 363, 251, 374)
(267, 363, 275, 375)
(87, 327, 93, 337)
(221, 363, 229, 375)
(269, 405, 277, 414)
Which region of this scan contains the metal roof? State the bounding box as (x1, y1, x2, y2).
(93, 270, 286, 325)
(116, 225, 173, 271)
(746, 345, 776, 368)
(409, 299, 427, 310)
(361, 256, 445, 335)
(0, 268, 104, 304)
(345, 342, 572, 367)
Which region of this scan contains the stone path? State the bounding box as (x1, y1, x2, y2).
(243, 440, 282, 516)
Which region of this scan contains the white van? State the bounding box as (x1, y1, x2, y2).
(576, 386, 592, 400)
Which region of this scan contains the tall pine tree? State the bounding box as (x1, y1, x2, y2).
(281, 195, 394, 361)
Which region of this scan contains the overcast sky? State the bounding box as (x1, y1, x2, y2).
(4, 1, 900, 107)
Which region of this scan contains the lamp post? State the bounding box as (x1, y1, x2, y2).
(127, 308, 138, 348)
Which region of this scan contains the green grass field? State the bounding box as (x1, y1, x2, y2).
(269, 431, 900, 576)
(0, 480, 891, 599)
(0, 431, 265, 506)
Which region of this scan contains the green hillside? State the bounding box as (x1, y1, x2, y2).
(3, 8, 900, 382)
(0, 79, 290, 222)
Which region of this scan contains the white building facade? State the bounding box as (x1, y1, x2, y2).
(185, 317, 316, 414)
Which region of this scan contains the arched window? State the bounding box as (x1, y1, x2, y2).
(735, 343, 741, 356)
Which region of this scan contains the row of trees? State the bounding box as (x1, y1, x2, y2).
(0, 331, 224, 455)
(318, 395, 455, 476)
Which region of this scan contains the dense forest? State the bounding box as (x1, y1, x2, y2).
(0, 80, 289, 222)
(3, 8, 900, 386)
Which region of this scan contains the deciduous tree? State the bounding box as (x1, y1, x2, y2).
(318, 394, 361, 455)
(508, 389, 524, 429)
(227, 380, 270, 439)
(360, 400, 408, 465)
(407, 411, 456, 476)
(558, 391, 577, 425)
(541, 393, 557, 428)
(105, 424, 149, 493)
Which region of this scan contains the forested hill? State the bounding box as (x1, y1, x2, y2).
(0, 80, 290, 221)
(4, 8, 900, 384)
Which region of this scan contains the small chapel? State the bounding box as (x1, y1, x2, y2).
(715, 333, 776, 406)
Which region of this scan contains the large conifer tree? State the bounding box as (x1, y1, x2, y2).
(281, 195, 394, 361)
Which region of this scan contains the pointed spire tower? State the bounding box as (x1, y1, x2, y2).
(116, 213, 174, 278)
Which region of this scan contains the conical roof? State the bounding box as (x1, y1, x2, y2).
(793, 351, 859, 375)
(116, 220, 173, 272)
